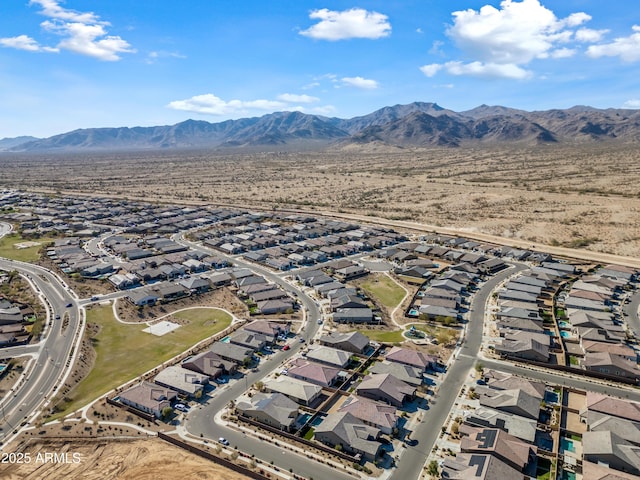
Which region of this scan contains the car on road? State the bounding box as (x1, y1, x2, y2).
(299, 338, 305, 343)
(283, 344, 290, 351)
(55, 314, 60, 320)
(90, 296, 99, 301)
(218, 437, 229, 446)
(317, 319, 323, 325)
(65, 303, 73, 308)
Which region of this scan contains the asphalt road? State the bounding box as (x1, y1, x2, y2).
(174, 236, 356, 480)
(391, 263, 527, 480)
(0, 258, 82, 444)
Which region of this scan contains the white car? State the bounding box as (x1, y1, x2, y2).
(218, 437, 229, 446)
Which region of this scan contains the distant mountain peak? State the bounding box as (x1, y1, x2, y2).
(5, 102, 640, 152)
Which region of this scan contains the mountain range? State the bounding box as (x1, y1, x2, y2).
(3, 102, 640, 152)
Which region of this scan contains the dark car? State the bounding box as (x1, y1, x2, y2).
(66, 303, 73, 308)
(283, 344, 290, 351)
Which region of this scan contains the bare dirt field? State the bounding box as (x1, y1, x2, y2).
(1, 143, 639, 256)
(0, 438, 249, 480)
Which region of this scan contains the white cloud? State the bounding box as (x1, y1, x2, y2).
(29, 0, 100, 23)
(426, 0, 596, 80)
(168, 94, 297, 116)
(587, 26, 640, 62)
(310, 105, 337, 115)
(299, 8, 391, 41)
(146, 51, 186, 64)
(43, 20, 135, 61)
(1, 0, 134, 61)
(575, 28, 608, 43)
(341, 76, 379, 89)
(276, 93, 319, 103)
(623, 99, 640, 109)
(0, 34, 58, 52)
(301, 82, 321, 90)
(550, 47, 576, 58)
(419, 64, 443, 77)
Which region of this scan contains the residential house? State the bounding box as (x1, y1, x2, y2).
(459, 425, 538, 474)
(244, 320, 291, 343)
(229, 330, 268, 352)
(209, 342, 254, 365)
(441, 453, 524, 480)
(355, 373, 416, 408)
(305, 345, 351, 368)
(236, 392, 300, 432)
(385, 346, 436, 371)
(338, 397, 398, 435)
(465, 408, 538, 443)
(476, 387, 542, 420)
(369, 361, 423, 387)
(118, 381, 177, 418)
(333, 307, 374, 324)
(263, 376, 323, 406)
(319, 331, 370, 354)
(314, 412, 382, 462)
(582, 352, 640, 382)
(154, 365, 208, 398)
(583, 431, 640, 475)
(182, 351, 236, 378)
(288, 358, 343, 387)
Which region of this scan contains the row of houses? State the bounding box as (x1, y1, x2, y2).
(560, 264, 640, 382)
(238, 338, 436, 462)
(0, 295, 34, 346)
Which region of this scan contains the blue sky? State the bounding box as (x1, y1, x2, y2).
(1, 0, 640, 138)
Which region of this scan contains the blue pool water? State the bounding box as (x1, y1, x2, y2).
(560, 331, 570, 338)
(544, 329, 554, 336)
(558, 321, 571, 329)
(561, 471, 576, 480)
(221, 335, 231, 343)
(544, 391, 559, 403)
(560, 438, 576, 453)
(409, 309, 419, 316)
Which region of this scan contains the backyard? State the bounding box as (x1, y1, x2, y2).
(50, 305, 232, 419)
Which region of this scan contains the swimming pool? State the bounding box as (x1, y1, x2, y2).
(409, 309, 419, 316)
(560, 438, 576, 453)
(221, 335, 231, 343)
(558, 321, 571, 329)
(560, 331, 570, 338)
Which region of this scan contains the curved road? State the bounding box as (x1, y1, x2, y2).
(0, 258, 82, 444)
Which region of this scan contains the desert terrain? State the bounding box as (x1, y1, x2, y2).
(0, 438, 249, 480)
(1, 143, 639, 256)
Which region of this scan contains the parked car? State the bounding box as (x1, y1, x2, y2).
(214, 377, 228, 384)
(283, 344, 290, 351)
(174, 403, 189, 412)
(218, 437, 229, 446)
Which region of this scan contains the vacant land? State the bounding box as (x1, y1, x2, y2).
(0, 438, 249, 480)
(359, 274, 406, 309)
(2, 143, 640, 256)
(51, 305, 232, 419)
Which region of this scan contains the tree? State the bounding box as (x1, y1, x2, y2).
(427, 460, 439, 478)
(161, 406, 173, 420)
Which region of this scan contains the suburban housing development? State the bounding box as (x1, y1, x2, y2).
(1, 189, 640, 480)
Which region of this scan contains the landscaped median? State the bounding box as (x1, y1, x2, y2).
(48, 305, 232, 421)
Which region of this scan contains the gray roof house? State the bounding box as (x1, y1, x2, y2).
(182, 351, 236, 378)
(355, 373, 416, 408)
(209, 342, 254, 365)
(369, 360, 423, 387)
(305, 345, 351, 368)
(385, 346, 436, 371)
(118, 381, 177, 418)
(441, 453, 523, 480)
(236, 392, 300, 432)
(263, 376, 323, 406)
(465, 407, 538, 443)
(477, 387, 542, 420)
(154, 365, 208, 397)
(287, 358, 343, 387)
(319, 331, 370, 354)
(229, 330, 268, 352)
(314, 412, 382, 462)
(583, 430, 640, 475)
(338, 397, 398, 435)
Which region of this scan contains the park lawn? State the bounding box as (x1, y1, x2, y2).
(0, 233, 56, 263)
(357, 329, 405, 343)
(52, 306, 232, 420)
(359, 274, 406, 309)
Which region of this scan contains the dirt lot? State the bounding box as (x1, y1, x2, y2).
(0, 438, 249, 480)
(2, 144, 640, 257)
